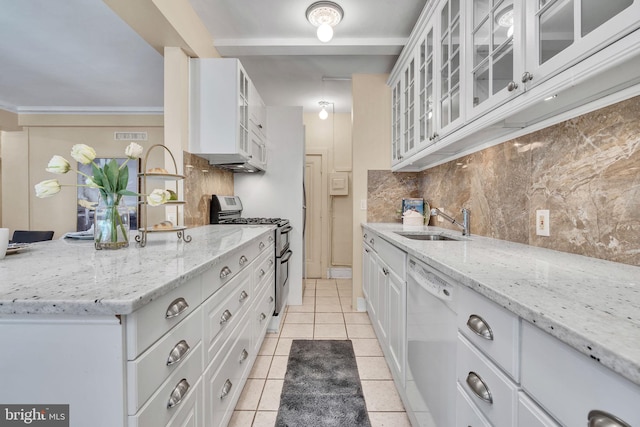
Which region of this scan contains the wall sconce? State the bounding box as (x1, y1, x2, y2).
(306, 1, 344, 43)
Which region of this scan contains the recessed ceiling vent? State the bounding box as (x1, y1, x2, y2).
(114, 131, 148, 141)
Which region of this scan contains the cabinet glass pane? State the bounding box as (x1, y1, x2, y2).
(581, 0, 633, 36)
(441, 96, 450, 127)
(494, 1, 514, 49)
(441, 3, 449, 37)
(492, 41, 514, 94)
(451, 0, 460, 19)
(451, 87, 460, 121)
(474, 18, 490, 67)
(474, 0, 491, 26)
(473, 62, 490, 106)
(452, 22, 460, 54)
(441, 64, 449, 96)
(539, 0, 574, 64)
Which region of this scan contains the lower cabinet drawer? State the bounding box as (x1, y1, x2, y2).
(127, 307, 203, 414)
(165, 377, 204, 427)
(456, 333, 518, 427)
(126, 275, 202, 360)
(521, 321, 640, 427)
(517, 392, 559, 427)
(128, 341, 203, 427)
(252, 271, 275, 354)
(456, 382, 491, 427)
(204, 316, 254, 427)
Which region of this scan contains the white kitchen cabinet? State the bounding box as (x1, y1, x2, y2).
(524, 0, 640, 90)
(189, 58, 266, 172)
(521, 320, 640, 427)
(466, 0, 526, 118)
(402, 57, 418, 159)
(389, 0, 640, 171)
(386, 265, 406, 387)
(248, 81, 267, 170)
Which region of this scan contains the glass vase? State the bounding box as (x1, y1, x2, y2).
(94, 193, 130, 250)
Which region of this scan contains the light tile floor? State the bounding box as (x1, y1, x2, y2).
(229, 278, 411, 427)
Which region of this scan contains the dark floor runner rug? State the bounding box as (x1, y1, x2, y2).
(275, 340, 371, 427)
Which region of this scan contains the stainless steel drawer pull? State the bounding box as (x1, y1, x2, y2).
(268, 235, 274, 242)
(165, 298, 189, 319)
(220, 266, 232, 279)
(259, 269, 266, 278)
(382, 267, 389, 275)
(220, 309, 233, 324)
(259, 242, 265, 250)
(167, 379, 190, 408)
(268, 259, 274, 267)
(239, 255, 248, 266)
(467, 314, 494, 340)
(239, 349, 249, 363)
(363, 233, 368, 240)
(260, 312, 267, 321)
(166, 340, 191, 366)
(220, 379, 233, 399)
(466, 372, 493, 404)
(239, 291, 249, 302)
(269, 296, 274, 303)
(369, 238, 374, 245)
(588, 410, 631, 427)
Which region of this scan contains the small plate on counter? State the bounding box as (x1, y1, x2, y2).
(6, 243, 29, 255)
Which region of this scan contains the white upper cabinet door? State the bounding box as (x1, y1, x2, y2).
(391, 80, 403, 165)
(466, 0, 526, 119)
(418, 25, 438, 148)
(437, 0, 465, 137)
(237, 66, 250, 157)
(524, 0, 640, 89)
(402, 57, 418, 157)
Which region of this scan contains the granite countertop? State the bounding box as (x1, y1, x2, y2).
(363, 222, 640, 387)
(0, 225, 274, 316)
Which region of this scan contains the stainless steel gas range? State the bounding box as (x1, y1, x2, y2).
(211, 195, 291, 315)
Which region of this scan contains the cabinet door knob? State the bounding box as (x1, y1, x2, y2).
(220, 309, 233, 324)
(167, 379, 190, 408)
(259, 242, 265, 250)
(507, 81, 518, 92)
(239, 290, 249, 302)
(382, 267, 389, 275)
(467, 314, 494, 340)
(269, 296, 274, 303)
(220, 266, 232, 279)
(466, 371, 493, 404)
(239, 255, 248, 266)
(260, 312, 267, 321)
(239, 349, 249, 363)
(259, 269, 266, 278)
(220, 379, 233, 399)
(165, 298, 189, 319)
(588, 410, 631, 427)
(166, 340, 191, 366)
(370, 238, 375, 245)
(521, 71, 533, 83)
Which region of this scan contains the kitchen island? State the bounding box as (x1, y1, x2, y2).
(363, 222, 640, 426)
(0, 225, 277, 427)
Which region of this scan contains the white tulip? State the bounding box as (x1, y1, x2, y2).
(70, 144, 96, 165)
(85, 177, 100, 188)
(78, 199, 97, 210)
(125, 142, 144, 159)
(34, 179, 62, 198)
(45, 155, 71, 174)
(147, 189, 170, 206)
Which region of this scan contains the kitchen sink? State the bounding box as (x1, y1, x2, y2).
(394, 231, 464, 241)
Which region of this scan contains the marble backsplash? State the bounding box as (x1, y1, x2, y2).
(183, 152, 234, 227)
(368, 95, 640, 266)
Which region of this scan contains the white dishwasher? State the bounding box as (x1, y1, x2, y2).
(406, 256, 458, 427)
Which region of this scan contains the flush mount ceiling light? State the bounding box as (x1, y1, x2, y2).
(306, 1, 344, 43)
(495, 4, 514, 38)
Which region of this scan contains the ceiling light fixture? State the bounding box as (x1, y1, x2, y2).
(318, 101, 331, 120)
(496, 4, 515, 38)
(306, 1, 344, 43)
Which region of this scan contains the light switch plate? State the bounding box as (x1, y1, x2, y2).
(536, 210, 550, 236)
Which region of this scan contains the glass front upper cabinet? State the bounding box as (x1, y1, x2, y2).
(419, 27, 437, 145)
(467, 0, 525, 116)
(524, 0, 640, 88)
(403, 59, 417, 156)
(439, 0, 464, 134)
(391, 80, 402, 163)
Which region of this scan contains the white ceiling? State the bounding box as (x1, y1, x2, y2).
(0, 0, 427, 115)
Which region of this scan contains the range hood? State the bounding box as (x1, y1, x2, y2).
(196, 153, 264, 173)
(213, 162, 262, 173)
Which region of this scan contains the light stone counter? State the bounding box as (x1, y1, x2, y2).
(363, 222, 640, 386)
(0, 225, 273, 316)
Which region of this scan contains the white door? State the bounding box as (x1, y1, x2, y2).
(304, 154, 322, 278)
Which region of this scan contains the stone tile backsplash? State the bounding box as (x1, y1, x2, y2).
(368, 95, 640, 266)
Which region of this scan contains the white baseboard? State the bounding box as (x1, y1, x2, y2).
(356, 297, 367, 312)
(327, 268, 352, 278)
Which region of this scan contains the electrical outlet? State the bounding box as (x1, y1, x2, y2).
(536, 210, 550, 236)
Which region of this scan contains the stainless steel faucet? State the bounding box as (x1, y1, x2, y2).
(430, 207, 470, 236)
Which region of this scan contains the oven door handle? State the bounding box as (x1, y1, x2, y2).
(281, 226, 293, 234)
(280, 250, 293, 263)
